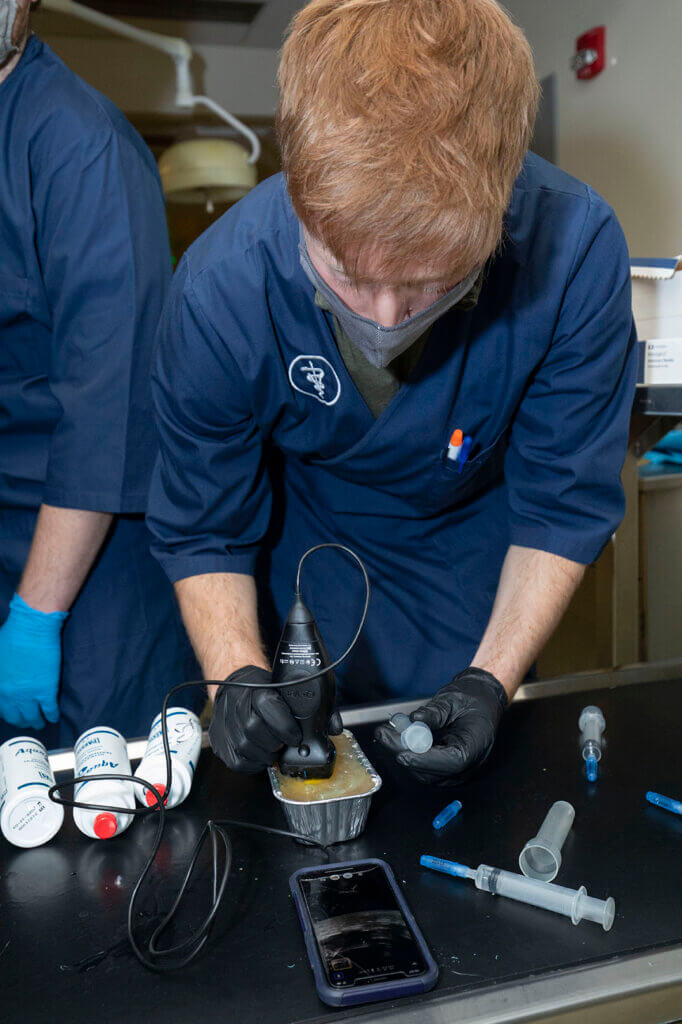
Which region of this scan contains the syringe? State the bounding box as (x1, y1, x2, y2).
(420, 855, 615, 931)
(578, 705, 605, 782)
(389, 713, 433, 754)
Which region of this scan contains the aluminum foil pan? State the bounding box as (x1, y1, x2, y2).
(268, 730, 382, 846)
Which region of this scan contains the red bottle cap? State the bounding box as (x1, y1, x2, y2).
(93, 812, 118, 840)
(146, 784, 167, 808)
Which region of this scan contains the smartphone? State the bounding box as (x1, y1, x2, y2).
(290, 858, 439, 1008)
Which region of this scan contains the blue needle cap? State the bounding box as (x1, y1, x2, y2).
(646, 791, 682, 816)
(432, 799, 462, 830)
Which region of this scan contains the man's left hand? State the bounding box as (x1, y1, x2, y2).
(375, 668, 507, 785)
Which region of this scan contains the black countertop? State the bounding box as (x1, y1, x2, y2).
(2, 678, 682, 1023)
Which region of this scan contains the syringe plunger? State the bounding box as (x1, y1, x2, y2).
(420, 855, 615, 931)
(390, 713, 433, 754)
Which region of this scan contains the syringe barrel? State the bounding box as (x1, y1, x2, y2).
(579, 706, 605, 746)
(476, 865, 577, 918)
(474, 865, 614, 930)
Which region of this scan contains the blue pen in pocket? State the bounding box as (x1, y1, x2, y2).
(455, 435, 473, 474)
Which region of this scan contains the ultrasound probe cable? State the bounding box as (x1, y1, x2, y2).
(48, 544, 370, 971)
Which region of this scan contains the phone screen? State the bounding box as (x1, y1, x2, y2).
(298, 863, 429, 989)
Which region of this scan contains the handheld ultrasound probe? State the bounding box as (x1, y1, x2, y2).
(275, 544, 371, 780)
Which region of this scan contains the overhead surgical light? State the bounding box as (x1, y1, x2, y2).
(41, 0, 260, 208)
(158, 139, 256, 210)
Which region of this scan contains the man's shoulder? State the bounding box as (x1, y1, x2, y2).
(517, 151, 590, 200)
(185, 173, 294, 290)
(505, 152, 621, 267)
(20, 37, 157, 174)
(513, 151, 619, 223)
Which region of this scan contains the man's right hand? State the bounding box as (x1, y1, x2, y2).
(208, 665, 302, 773)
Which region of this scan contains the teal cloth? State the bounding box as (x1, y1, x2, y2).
(647, 429, 682, 467)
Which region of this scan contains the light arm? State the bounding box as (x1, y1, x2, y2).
(174, 573, 269, 700)
(471, 544, 586, 698)
(17, 505, 113, 613)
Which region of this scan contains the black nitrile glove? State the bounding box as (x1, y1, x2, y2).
(209, 665, 344, 774)
(375, 668, 507, 785)
(209, 665, 300, 774)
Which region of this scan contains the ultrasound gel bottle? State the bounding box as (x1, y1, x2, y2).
(73, 727, 135, 840)
(0, 737, 64, 848)
(134, 708, 202, 809)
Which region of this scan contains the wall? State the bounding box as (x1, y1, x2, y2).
(506, 0, 682, 257)
(32, 9, 282, 118)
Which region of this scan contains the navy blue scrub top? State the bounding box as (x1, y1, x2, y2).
(0, 37, 195, 744)
(0, 35, 171, 513)
(148, 154, 637, 704)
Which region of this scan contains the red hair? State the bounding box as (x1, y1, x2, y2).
(277, 0, 540, 281)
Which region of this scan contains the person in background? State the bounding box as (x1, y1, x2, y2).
(147, 0, 636, 786)
(0, 0, 195, 746)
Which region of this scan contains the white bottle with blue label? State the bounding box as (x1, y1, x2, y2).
(0, 737, 64, 848)
(134, 708, 202, 809)
(73, 727, 135, 840)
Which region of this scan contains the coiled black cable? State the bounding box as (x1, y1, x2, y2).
(48, 544, 370, 971)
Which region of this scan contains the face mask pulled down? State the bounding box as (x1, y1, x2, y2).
(299, 232, 480, 370)
(0, 1, 21, 66)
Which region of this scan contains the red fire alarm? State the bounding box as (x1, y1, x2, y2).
(571, 26, 606, 79)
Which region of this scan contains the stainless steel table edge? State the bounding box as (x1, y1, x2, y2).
(306, 944, 682, 1024)
(47, 659, 682, 772)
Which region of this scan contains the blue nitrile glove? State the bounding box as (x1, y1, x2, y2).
(0, 594, 68, 729)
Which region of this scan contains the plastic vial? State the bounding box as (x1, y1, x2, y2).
(579, 706, 605, 782)
(519, 801, 575, 882)
(134, 708, 202, 809)
(389, 713, 433, 754)
(73, 727, 135, 840)
(0, 737, 64, 848)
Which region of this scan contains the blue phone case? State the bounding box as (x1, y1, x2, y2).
(290, 858, 439, 1008)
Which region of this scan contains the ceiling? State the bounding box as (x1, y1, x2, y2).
(34, 1, 307, 48)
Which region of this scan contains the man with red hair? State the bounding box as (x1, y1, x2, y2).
(148, 0, 636, 785)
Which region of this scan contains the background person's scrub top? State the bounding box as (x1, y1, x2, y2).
(148, 154, 637, 705)
(0, 36, 194, 745)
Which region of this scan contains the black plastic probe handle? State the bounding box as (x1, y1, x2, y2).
(272, 597, 337, 779)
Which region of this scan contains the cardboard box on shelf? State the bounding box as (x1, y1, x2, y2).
(631, 258, 682, 412)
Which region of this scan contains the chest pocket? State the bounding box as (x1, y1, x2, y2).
(423, 431, 508, 514)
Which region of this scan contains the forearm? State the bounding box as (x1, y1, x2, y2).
(471, 544, 585, 699)
(174, 572, 269, 699)
(17, 504, 113, 613)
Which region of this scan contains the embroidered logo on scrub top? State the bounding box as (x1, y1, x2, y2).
(288, 355, 341, 406)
